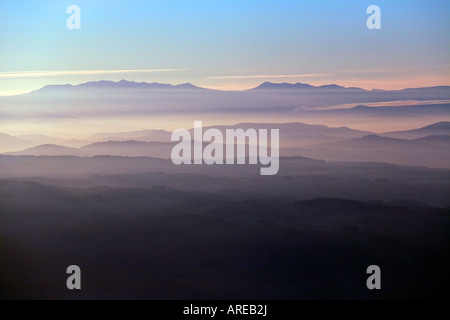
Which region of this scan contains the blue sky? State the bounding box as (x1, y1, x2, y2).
(0, 0, 449, 94)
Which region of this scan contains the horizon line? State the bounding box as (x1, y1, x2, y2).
(2, 79, 450, 97)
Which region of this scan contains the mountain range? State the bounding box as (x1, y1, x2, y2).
(382, 121, 450, 139)
(3, 121, 450, 168)
(1, 122, 371, 153)
(33, 79, 205, 93)
(252, 82, 366, 91)
(24, 80, 450, 94)
(1, 80, 449, 124)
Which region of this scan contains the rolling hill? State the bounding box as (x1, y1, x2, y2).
(382, 121, 450, 139)
(282, 133, 450, 168)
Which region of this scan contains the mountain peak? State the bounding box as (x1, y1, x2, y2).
(251, 82, 365, 91)
(77, 80, 174, 89)
(31, 80, 204, 93)
(420, 121, 450, 130)
(174, 83, 203, 90)
(361, 134, 389, 141)
(253, 82, 314, 90)
(318, 84, 344, 89)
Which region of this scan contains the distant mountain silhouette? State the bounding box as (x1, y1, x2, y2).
(382, 121, 450, 139)
(80, 140, 174, 158)
(4, 121, 450, 166)
(312, 104, 450, 118)
(33, 80, 205, 93)
(6, 119, 373, 157)
(9, 131, 450, 168)
(401, 86, 450, 93)
(251, 82, 448, 92)
(188, 122, 371, 148)
(1, 80, 445, 118)
(0, 133, 32, 152)
(14, 134, 69, 146)
(0, 122, 371, 154)
(310, 134, 415, 149)
(414, 134, 450, 143)
(251, 82, 365, 91)
(86, 122, 371, 148)
(26, 80, 450, 95)
(253, 82, 316, 90)
(0, 133, 88, 154)
(7, 144, 84, 156)
(282, 133, 450, 168)
(304, 133, 450, 150)
(411, 135, 450, 148)
(8, 140, 175, 158)
(88, 129, 172, 143)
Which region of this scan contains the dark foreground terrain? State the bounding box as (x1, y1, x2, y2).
(0, 177, 448, 299)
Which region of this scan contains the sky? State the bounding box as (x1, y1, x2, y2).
(0, 0, 449, 95)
